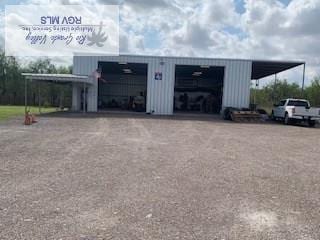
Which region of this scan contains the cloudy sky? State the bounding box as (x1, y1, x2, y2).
(0, 0, 319, 85)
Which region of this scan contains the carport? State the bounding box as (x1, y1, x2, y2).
(251, 60, 306, 105)
(251, 60, 306, 89)
(22, 73, 93, 114)
(251, 60, 305, 81)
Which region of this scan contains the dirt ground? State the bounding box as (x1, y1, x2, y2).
(0, 113, 319, 240)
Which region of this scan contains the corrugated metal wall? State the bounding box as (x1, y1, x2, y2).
(73, 55, 252, 114)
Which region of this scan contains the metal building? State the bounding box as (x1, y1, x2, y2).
(72, 55, 304, 115)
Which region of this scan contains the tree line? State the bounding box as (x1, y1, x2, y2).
(0, 51, 72, 107)
(251, 78, 320, 110)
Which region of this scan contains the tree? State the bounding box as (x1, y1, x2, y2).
(305, 78, 320, 106)
(251, 79, 302, 108)
(0, 50, 72, 106)
(0, 52, 23, 104)
(251, 78, 320, 109)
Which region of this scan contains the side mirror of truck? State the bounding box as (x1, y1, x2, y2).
(306, 106, 311, 110)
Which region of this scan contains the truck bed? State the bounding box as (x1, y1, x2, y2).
(293, 107, 320, 119)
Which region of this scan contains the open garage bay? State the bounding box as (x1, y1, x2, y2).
(0, 114, 319, 239)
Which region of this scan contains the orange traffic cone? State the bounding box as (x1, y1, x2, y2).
(24, 113, 32, 125)
(31, 114, 37, 123)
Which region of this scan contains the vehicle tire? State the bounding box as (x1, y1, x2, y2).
(284, 112, 290, 125)
(308, 119, 316, 127)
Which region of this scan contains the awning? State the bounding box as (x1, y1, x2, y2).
(251, 60, 305, 80)
(22, 73, 92, 114)
(22, 73, 93, 84)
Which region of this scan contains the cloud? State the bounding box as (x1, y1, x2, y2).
(171, 22, 212, 50)
(97, 0, 122, 4)
(199, 0, 240, 27)
(240, 0, 320, 82)
(119, 29, 145, 53)
(119, 0, 170, 10)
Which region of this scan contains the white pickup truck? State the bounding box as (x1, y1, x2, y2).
(271, 98, 320, 127)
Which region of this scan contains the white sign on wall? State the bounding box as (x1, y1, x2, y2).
(155, 72, 163, 80)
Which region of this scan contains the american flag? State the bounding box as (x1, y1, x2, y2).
(93, 68, 107, 83)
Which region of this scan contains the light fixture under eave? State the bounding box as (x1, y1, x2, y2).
(123, 69, 132, 74)
(200, 65, 210, 69)
(119, 62, 128, 65)
(192, 71, 202, 77)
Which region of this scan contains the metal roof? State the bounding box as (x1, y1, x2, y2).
(22, 73, 93, 84)
(75, 53, 302, 63)
(251, 60, 305, 80)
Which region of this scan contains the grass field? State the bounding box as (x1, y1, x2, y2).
(0, 106, 57, 121)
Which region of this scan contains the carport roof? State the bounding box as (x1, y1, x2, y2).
(251, 60, 305, 80)
(22, 73, 93, 84)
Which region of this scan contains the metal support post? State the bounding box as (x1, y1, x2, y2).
(83, 82, 86, 114)
(302, 63, 306, 96)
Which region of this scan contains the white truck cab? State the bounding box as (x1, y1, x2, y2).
(272, 98, 320, 127)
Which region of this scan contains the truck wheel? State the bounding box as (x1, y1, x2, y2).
(308, 119, 316, 127)
(284, 113, 290, 125)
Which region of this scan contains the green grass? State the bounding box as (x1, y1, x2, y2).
(0, 106, 57, 121)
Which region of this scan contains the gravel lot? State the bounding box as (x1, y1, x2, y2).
(0, 113, 319, 240)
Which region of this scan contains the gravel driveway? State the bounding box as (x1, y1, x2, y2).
(0, 113, 319, 240)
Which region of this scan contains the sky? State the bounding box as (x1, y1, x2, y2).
(0, 0, 319, 86)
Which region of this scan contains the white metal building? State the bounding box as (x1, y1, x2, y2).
(72, 55, 304, 115)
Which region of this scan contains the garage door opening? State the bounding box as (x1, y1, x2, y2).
(98, 62, 148, 112)
(174, 65, 224, 114)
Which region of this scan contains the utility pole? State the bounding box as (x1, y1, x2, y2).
(25, 77, 28, 114)
(301, 63, 306, 97)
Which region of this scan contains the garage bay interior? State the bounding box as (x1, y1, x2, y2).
(97, 62, 148, 112)
(174, 65, 224, 114)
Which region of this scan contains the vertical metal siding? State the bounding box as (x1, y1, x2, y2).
(73, 55, 252, 115)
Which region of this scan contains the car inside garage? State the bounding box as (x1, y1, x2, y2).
(174, 65, 224, 114)
(97, 61, 148, 112)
